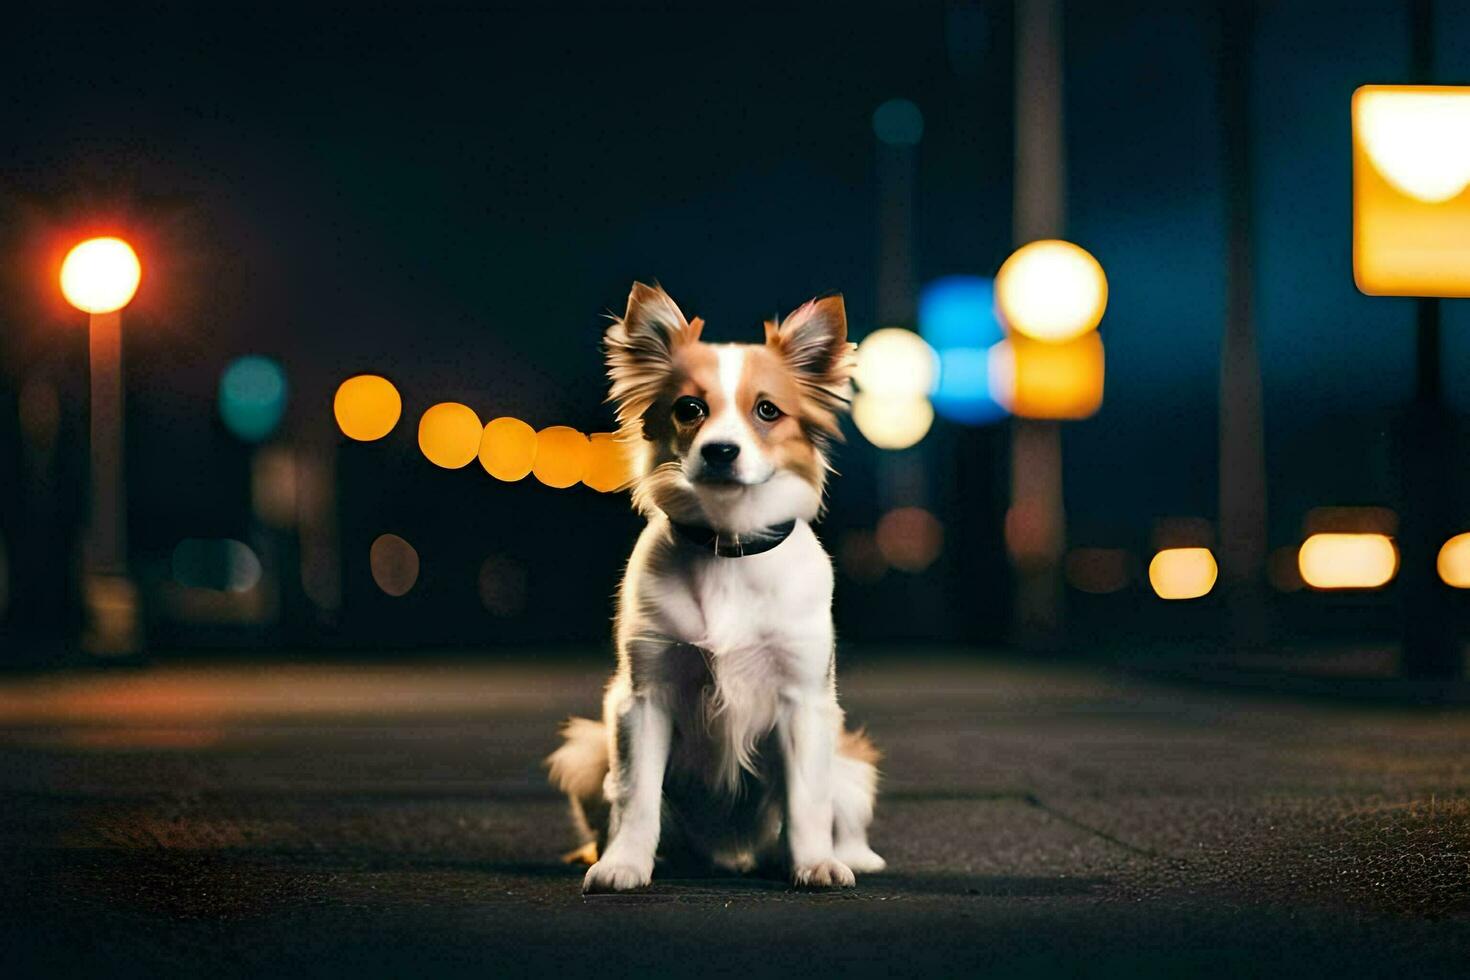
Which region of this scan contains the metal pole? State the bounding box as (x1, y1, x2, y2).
(1010, 0, 1066, 648)
(83, 309, 139, 655)
(876, 139, 917, 328)
(1400, 0, 1459, 679)
(88, 310, 125, 572)
(1217, 0, 1268, 651)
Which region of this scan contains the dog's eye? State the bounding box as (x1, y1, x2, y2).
(672, 396, 707, 424)
(755, 400, 782, 423)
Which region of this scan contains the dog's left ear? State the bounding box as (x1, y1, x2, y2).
(766, 294, 856, 428)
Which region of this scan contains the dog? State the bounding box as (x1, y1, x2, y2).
(547, 282, 884, 893)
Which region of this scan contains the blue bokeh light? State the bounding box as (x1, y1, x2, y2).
(919, 276, 1003, 351)
(219, 355, 288, 443)
(919, 277, 1006, 425)
(933, 347, 1006, 425)
(872, 98, 924, 147)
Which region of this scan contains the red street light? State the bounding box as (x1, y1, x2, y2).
(61, 236, 142, 655)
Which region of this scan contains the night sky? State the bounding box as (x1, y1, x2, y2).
(2, 1, 1468, 648)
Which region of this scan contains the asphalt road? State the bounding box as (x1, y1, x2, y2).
(1, 653, 1468, 978)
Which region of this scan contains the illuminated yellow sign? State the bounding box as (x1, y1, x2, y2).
(1353, 85, 1470, 297)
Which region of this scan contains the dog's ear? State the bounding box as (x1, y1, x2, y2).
(605, 282, 702, 431)
(766, 294, 855, 435)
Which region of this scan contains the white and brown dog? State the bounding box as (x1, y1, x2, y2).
(547, 282, 883, 892)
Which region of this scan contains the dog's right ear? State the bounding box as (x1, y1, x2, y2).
(605, 282, 702, 431)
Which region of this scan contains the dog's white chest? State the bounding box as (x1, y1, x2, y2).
(621, 520, 836, 695)
(688, 528, 833, 670)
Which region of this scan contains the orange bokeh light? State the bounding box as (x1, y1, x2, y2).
(418, 402, 482, 469)
(334, 375, 402, 442)
(989, 333, 1104, 420)
(479, 417, 538, 481)
(583, 433, 636, 492)
(533, 426, 590, 488)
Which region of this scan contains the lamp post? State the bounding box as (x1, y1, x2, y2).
(1008, 0, 1070, 650)
(1350, 1, 1467, 678)
(1217, 0, 1268, 652)
(993, 238, 1108, 650)
(59, 236, 142, 655)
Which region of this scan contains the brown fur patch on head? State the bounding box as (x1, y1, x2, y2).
(640, 343, 721, 450)
(604, 282, 704, 439)
(763, 294, 855, 449)
(738, 345, 825, 488)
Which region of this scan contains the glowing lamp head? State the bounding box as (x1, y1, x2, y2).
(1148, 547, 1218, 600)
(60, 237, 142, 314)
(995, 240, 1107, 343)
(1356, 87, 1470, 204)
(1438, 533, 1470, 588)
(1297, 533, 1398, 590)
(1352, 85, 1470, 298)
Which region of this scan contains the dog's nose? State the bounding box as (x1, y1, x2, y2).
(701, 442, 740, 467)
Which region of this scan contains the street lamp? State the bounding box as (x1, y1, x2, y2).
(992, 235, 1108, 649)
(1351, 72, 1470, 677)
(60, 236, 142, 655)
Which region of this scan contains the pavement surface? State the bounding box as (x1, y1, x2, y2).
(1, 653, 1468, 978)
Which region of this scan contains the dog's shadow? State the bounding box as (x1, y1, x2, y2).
(567, 856, 1110, 899)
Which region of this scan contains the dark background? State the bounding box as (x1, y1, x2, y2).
(3, 0, 1470, 658)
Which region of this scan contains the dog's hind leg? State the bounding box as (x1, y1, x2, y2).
(831, 728, 885, 872)
(546, 717, 611, 863)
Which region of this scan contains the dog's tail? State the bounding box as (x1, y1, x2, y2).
(546, 717, 610, 863)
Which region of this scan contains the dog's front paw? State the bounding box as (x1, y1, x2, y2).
(582, 858, 653, 894)
(793, 858, 855, 889)
(835, 844, 887, 874)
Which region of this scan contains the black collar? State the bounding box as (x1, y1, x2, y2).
(669, 519, 798, 557)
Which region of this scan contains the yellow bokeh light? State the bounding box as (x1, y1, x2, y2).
(583, 432, 636, 492)
(479, 417, 538, 481)
(334, 375, 402, 441)
(853, 328, 939, 398)
(1148, 547, 1217, 600)
(1438, 533, 1470, 588)
(1297, 533, 1398, 590)
(1353, 85, 1470, 297)
(533, 426, 591, 488)
(988, 333, 1104, 419)
(851, 393, 933, 450)
(418, 402, 482, 469)
(60, 237, 142, 314)
(995, 239, 1107, 343)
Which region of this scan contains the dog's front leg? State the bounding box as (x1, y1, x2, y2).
(583, 688, 671, 893)
(777, 687, 854, 888)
